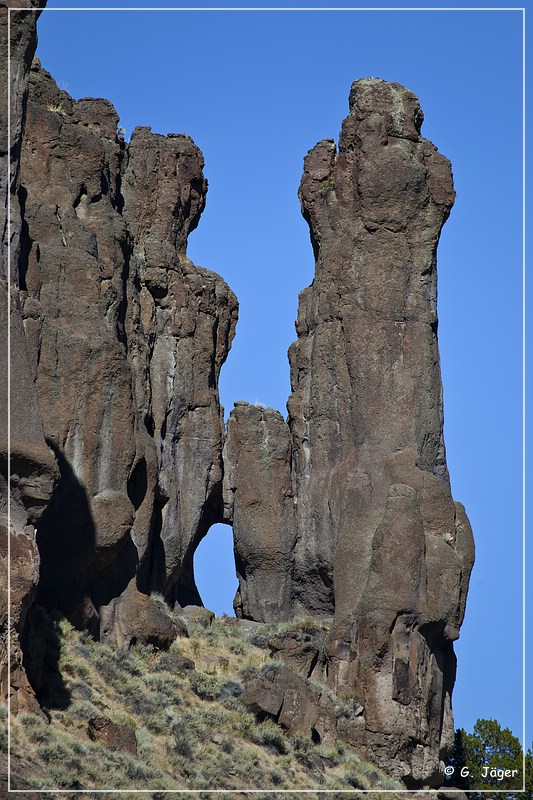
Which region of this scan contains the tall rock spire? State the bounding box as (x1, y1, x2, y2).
(224, 78, 474, 784)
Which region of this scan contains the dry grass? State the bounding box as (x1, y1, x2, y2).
(46, 102, 65, 114)
(3, 612, 406, 797)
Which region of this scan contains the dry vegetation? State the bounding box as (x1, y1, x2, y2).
(2, 611, 408, 799)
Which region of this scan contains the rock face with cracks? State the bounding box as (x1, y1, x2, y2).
(223, 79, 474, 785)
(1, 11, 474, 787)
(18, 61, 237, 626)
(0, 0, 58, 717)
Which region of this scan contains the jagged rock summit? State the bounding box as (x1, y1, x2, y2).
(20, 58, 237, 628)
(1, 5, 474, 790)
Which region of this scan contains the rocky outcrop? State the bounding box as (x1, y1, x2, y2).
(121, 126, 238, 602)
(17, 61, 237, 629)
(19, 60, 139, 624)
(223, 79, 474, 785)
(1, 0, 46, 283)
(241, 662, 336, 744)
(2, 30, 237, 709)
(99, 579, 187, 649)
(88, 716, 137, 755)
(3, 13, 473, 787)
(223, 402, 295, 622)
(0, 0, 57, 717)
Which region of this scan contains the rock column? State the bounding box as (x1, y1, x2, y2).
(18, 62, 237, 626)
(225, 79, 474, 785)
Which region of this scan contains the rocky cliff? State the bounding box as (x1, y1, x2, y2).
(223, 78, 474, 784)
(1, 4, 474, 789)
(20, 62, 237, 631)
(0, 0, 58, 717)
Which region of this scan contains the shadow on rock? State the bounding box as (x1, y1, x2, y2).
(36, 441, 97, 617)
(36, 608, 71, 712)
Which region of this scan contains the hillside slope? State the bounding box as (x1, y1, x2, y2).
(4, 611, 410, 797)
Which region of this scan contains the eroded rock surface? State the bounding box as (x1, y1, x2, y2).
(0, 0, 57, 717)
(88, 716, 137, 755)
(99, 579, 186, 649)
(223, 402, 295, 622)
(2, 41, 238, 708)
(242, 662, 336, 744)
(3, 18, 473, 787)
(1, 0, 46, 283)
(223, 79, 474, 785)
(122, 126, 238, 602)
(18, 61, 237, 624)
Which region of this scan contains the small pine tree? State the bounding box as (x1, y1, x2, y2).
(526, 748, 533, 800)
(447, 718, 530, 800)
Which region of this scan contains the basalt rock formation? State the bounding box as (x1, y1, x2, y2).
(0, 0, 58, 716)
(223, 79, 474, 784)
(1, 3, 474, 788)
(19, 60, 237, 629)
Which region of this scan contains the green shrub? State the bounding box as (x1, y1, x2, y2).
(135, 726, 152, 754)
(217, 679, 243, 700)
(246, 630, 270, 649)
(228, 638, 246, 655)
(270, 769, 284, 785)
(252, 721, 289, 754)
(358, 760, 389, 786)
(20, 713, 50, 744)
(144, 672, 184, 706)
(124, 758, 158, 782)
(168, 752, 198, 779)
(316, 741, 343, 765)
(189, 671, 220, 700)
(69, 699, 100, 720)
(235, 710, 256, 738)
(344, 769, 369, 789)
(19, 711, 44, 728)
(47, 758, 84, 788)
(335, 695, 363, 720)
(170, 719, 194, 758)
(291, 731, 311, 751)
(69, 680, 93, 699)
(37, 739, 72, 764)
(238, 664, 261, 683)
(260, 661, 283, 680)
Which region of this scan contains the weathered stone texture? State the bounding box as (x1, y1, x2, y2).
(3, 24, 474, 788)
(223, 402, 295, 621)
(99, 578, 186, 650)
(88, 716, 137, 755)
(241, 663, 336, 744)
(0, 1, 57, 717)
(0, 1, 46, 282)
(3, 43, 237, 710)
(290, 79, 458, 621)
(224, 79, 474, 785)
(122, 126, 237, 602)
(19, 61, 138, 619)
(17, 62, 237, 624)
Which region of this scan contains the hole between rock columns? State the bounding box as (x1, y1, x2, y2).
(192, 522, 238, 617)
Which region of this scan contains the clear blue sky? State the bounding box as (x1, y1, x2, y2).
(33, 1, 527, 749)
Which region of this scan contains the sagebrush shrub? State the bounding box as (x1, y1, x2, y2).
(189, 671, 220, 700)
